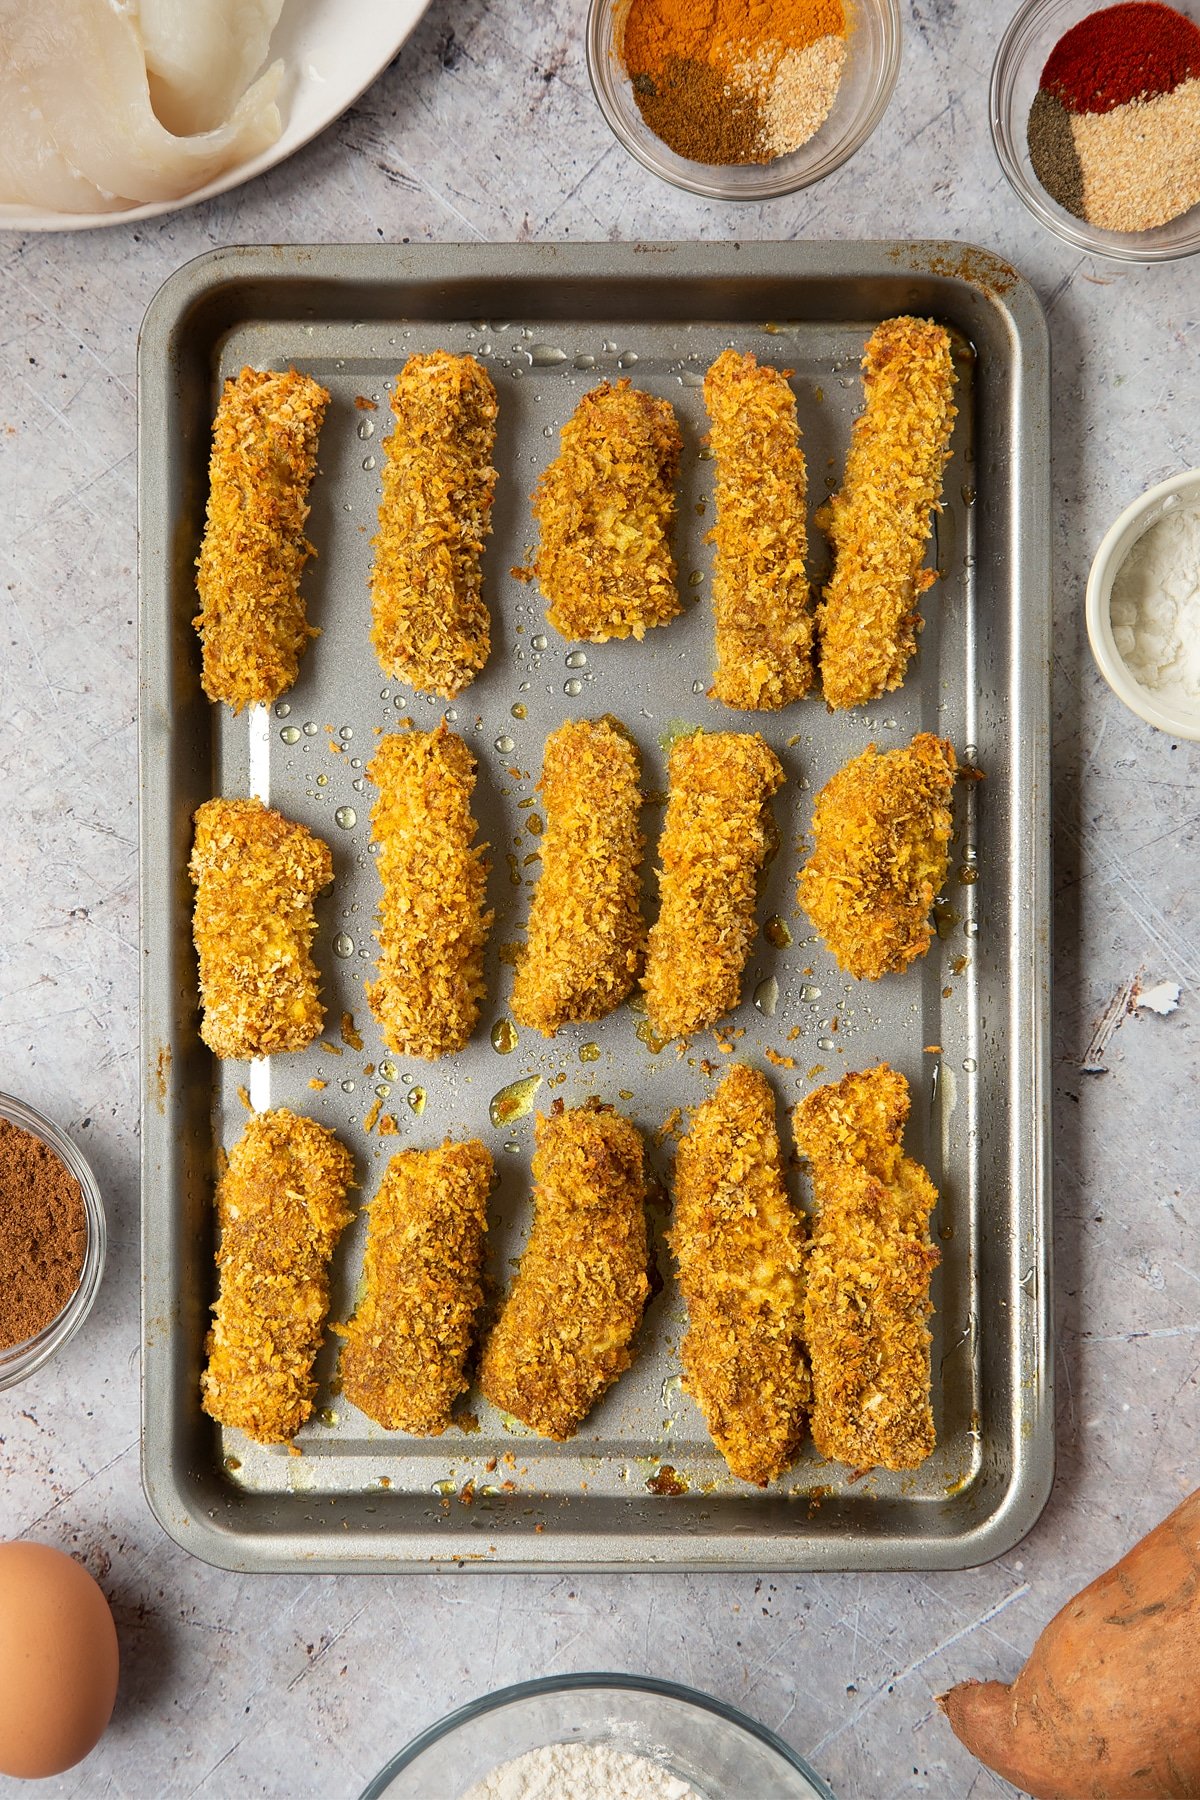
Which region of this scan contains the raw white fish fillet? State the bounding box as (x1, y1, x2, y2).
(0, 0, 284, 211)
(140, 0, 286, 135)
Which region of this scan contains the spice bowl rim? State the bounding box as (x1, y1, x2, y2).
(360, 1672, 836, 1798)
(585, 0, 903, 201)
(989, 0, 1200, 263)
(1085, 468, 1200, 742)
(0, 1091, 106, 1391)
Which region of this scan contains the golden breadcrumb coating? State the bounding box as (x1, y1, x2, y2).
(798, 732, 957, 981)
(794, 1065, 939, 1471)
(511, 717, 646, 1036)
(642, 731, 784, 1041)
(479, 1103, 648, 1439)
(521, 378, 683, 643)
(366, 725, 492, 1060)
(190, 797, 332, 1059)
(337, 1139, 494, 1434)
(703, 349, 814, 710)
(369, 353, 498, 699)
(201, 1109, 354, 1445)
(194, 366, 329, 711)
(671, 1064, 809, 1485)
(817, 317, 957, 710)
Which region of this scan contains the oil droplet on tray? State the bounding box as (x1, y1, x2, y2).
(357, 419, 375, 439)
(511, 703, 527, 720)
(531, 634, 548, 652)
(530, 344, 567, 366)
(491, 1018, 518, 1055)
(564, 679, 583, 697)
(764, 915, 793, 949)
(341, 1080, 355, 1093)
(275, 702, 291, 718)
(799, 983, 821, 1002)
(280, 726, 301, 744)
(636, 1019, 668, 1055)
(495, 734, 515, 753)
(335, 807, 357, 830)
(407, 1086, 426, 1116)
(333, 933, 355, 958)
(578, 1042, 600, 1064)
(489, 1073, 542, 1127)
(754, 976, 779, 1017)
(565, 650, 588, 669)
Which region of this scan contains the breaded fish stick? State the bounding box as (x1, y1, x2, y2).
(194, 366, 329, 711)
(642, 731, 784, 1041)
(337, 1139, 494, 1434)
(817, 316, 957, 710)
(511, 717, 646, 1036)
(672, 1065, 809, 1485)
(190, 796, 332, 1059)
(794, 1065, 939, 1471)
(480, 1103, 648, 1439)
(798, 732, 957, 981)
(366, 725, 492, 1060)
(703, 349, 814, 710)
(523, 378, 682, 642)
(201, 1109, 354, 1445)
(370, 352, 498, 698)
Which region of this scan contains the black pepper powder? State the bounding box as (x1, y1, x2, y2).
(1027, 87, 1087, 219)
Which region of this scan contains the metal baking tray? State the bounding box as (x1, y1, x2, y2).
(139, 242, 1051, 1573)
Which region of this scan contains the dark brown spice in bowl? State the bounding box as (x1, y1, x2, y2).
(0, 1117, 87, 1349)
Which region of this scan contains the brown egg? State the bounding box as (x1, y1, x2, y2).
(0, 1542, 119, 1778)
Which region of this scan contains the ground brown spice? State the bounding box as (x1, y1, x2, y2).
(0, 1118, 86, 1349)
(633, 57, 765, 164)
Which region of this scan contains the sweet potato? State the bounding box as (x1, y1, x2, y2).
(938, 1488, 1200, 1799)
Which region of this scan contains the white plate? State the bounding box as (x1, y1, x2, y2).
(0, 0, 432, 233)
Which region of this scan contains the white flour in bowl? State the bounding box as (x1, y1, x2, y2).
(1109, 497, 1200, 711)
(460, 1741, 707, 1799)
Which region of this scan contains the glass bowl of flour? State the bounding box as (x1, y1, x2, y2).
(1086, 468, 1200, 741)
(360, 1674, 834, 1799)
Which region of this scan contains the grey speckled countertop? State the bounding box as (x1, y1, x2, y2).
(1, 4, 1197, 1797)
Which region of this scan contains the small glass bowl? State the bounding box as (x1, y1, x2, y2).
(586, 0, 901, 200)
(362, 1674, 834, 1799)
(991, 0, 1200, 262)
(1085, 468, 1200, 741)
(0, 1093, 106, 1391)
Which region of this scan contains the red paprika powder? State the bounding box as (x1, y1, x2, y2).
(1041, 1, 1200, 114)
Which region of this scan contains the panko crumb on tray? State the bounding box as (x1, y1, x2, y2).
(336, 1139, 494, 1435)
(518, 378, 683, 643)
(671, 1064, 809, 1486)
(365, 723, 492, 1060)
(190, 796, 332, 1059)
(369, 352, 499, 699)
(703, 349, 814, 710)
(201, 1109, 355, 1447)
(798, 732, 957, 981)
(479, 1102, 648, 1440)
(793, 1064, 939, 1472)
(511, 716, 646, 1036)
(642, 730, 785, 1042)
(194, 366, 330, 712)
(817, 316, 958, 711)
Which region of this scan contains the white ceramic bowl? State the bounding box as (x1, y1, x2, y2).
(1085, 469, 1200, 741)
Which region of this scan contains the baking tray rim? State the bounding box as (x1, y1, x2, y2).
(138, 238, 1053, 1574)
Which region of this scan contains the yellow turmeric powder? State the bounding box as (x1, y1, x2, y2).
(621, 0, 848, 167)
(623, 0, 845, 72)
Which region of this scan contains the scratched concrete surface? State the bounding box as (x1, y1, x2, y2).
(1, 3, 1197, 1797)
